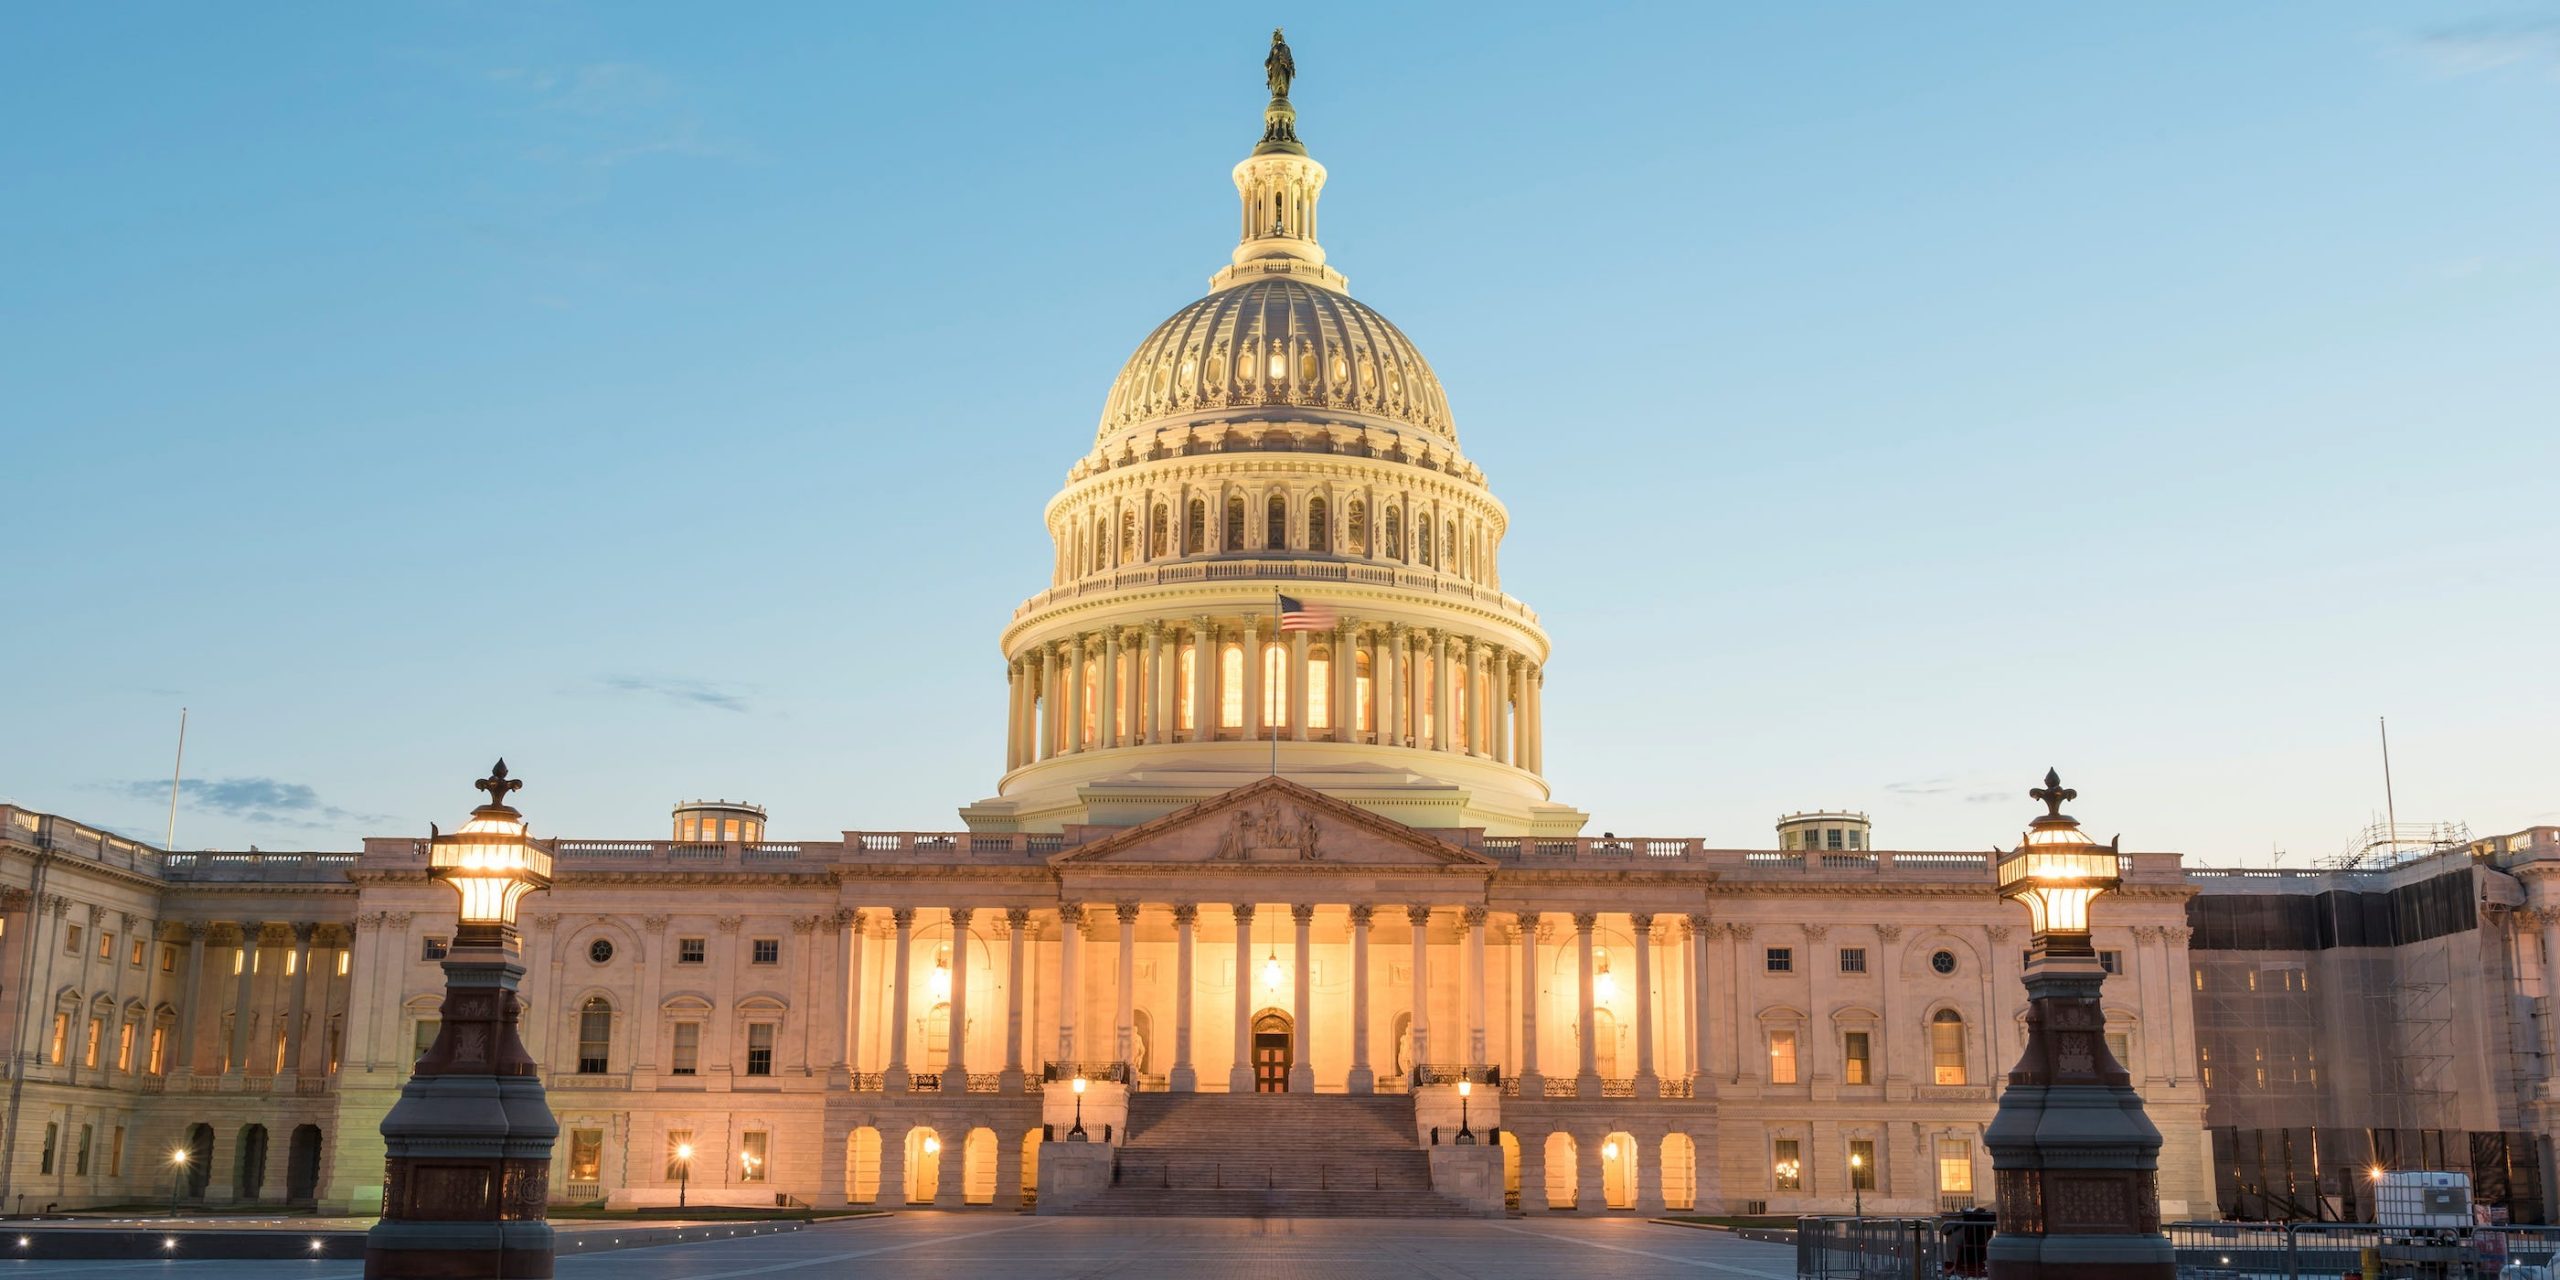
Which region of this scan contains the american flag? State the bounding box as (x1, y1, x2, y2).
(1277, 594, 1338, 632)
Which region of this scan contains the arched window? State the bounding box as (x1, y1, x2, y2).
(1445, 522, 1457, 572)
(577, 997, 611, 1074)
(1418, 519, 1434, 568)
(1354, 650, 1373, 733)
(1186, 500, 1206, 554)
(1081, 656, 1099, 748)
(1385, 510, 1402, 559)
(1150, 504, 1170, 558)
(1119, 509, 1137, 564)
(1262, 642, 1290, 729)
(1931, 1010, 1967, 1085)
(1347, 500, 1367, 555)
(1307, 647, 1331, 730)
(1225, 497, 1246, 551)
(1177, 642, 1197, 732)
(1219, 643, 1245, 729)
(1307, 498, 1329, 552)
(1266, 495, 1288, 551)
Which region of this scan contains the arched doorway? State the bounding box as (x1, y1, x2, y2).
(234, 1124, 269, 1201)
(846, 1127, 881, 1204)
(1251, 1010, 1293, 1093)
(284, 1125, 323, 1202)
(1544, 1132, 1577, 1210)
(903, 1126, 940, 1204)
(183, 1124, 214, 1199)
(1660, 1134, 1697, 1211)
(1601, 1130, 1636, 1209)
(1019, 1129, 1042, 1209)
(1498, 1130, 1522, 1214)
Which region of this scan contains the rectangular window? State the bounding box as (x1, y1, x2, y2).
(1826, 829, 1843, 850)
(1765, 947, 1793, 974)
(421, 936, 449, 961)
(1847, 829, 1862, 850)
(678, 938, 706, 965)
(740, 1131, 769, 1183)
(161, 945, 176, 973)
(1937, 1138, 1974, 1194)
(1932, 1017, 1968, 1085)
(99, 931, 114, 960)
(49, 1012, 68, 1064)
(751, 938, 780, 965)
(129, 938, 145, 966)
(338, 950, 350, 977)
(746, 1022, 775, 1076)
(83, 1017, 103, 1067)
(75, 1124, 93, 1175)
(1839, 947, 1867, 974)
(671, 1023, 700, 1076)
(65, 924, 83, 955)
(148, 1026, 167, 1074)
(665, 1130, 694, 1181)
(1850, 1138, 1876, 1190)
(116, 1022, 134, 1072)
(577, 1002, 612, 1074)
(413, 1018, 439, 1064)
(40, 1123, 57, 1174)
(110, 1126, 125, 1177)
(568, 1129, 603, 1183)
(2098, 950, 2122, 975)
(1844, 1031, 1871, 1085)
(2106, 1030, 2131, 1069)
(1219, 643, 1244, 729)
(1773, 1138, 1802, 1191)
(1768, 1030, 1799, 1085)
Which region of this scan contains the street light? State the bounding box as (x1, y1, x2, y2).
(1454, 1078, 1476, 1145)
(168, 1148, 188, 1218)
(1849, 1150, 1864, 1218)
(1068, 1075, 1089, 1141)
(675, 1143, 693, 1210)
(1984, 769, 2172, 1280)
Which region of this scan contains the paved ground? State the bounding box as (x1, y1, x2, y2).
(0, 1213, 1800, 1278)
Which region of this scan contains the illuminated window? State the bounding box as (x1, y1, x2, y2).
(1768, 1030, 1798, 1085)
(337, 950, 350, 977)
(1416, 651, 1435, 741)
(1178, 643, 1197, 731)
(671, 1023, 700, 1076)
(49, 1012, 68, 1064)
(1266, 495, 1287, 550)
(746, 1023, 775, 1077)
(577, 998, 612, 1074)
(740, 1130, 770, 1182)
(1354, 651, 1373, 732)
(116, 1022, 134, 1071)
(100, 930, 114, 960)
(1307, 649, 1331, 730)
(1220, 644, 1244, 728)
(1850, 1139, 1876, 1189)
(665, 1130, 694, 1181)
(1081, 656, 1099, 747)
(147, 1026, 166, 1074)
(1931, 1010, 1967, 1085)
(568, 1130, 603, 1183)
(1451, 663, 1468, 746)
(1844, 1031, 1870, 1085)
(1307, 497, 1329, 552)
(161, 946, 175, 973)
(1262, 642, 1290, 728)
(83, 1017, 102, 1067)
(1937, 1138, 1974, 1194)
(1773, 1138, 1802, 1190)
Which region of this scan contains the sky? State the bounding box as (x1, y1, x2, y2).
(4, 3, 2556, 862)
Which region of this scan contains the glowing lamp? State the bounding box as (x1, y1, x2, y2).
(427, 760, 553, 937)
(1456, 1079, 1471, 1099)
(1263, 950, 1284, 991)
(1593, 949, 1616, 1004)
(930, 953, 952, 1002)
(675, 1143, 693, 1164)
(923, 1136, 941, 1155)
(1995, 769, 2123, 957)
(1072, 1075, 1088, 1096)
(1604, 1140, 1619, 1161)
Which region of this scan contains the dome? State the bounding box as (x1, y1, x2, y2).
(1096, 278, 1456, 447)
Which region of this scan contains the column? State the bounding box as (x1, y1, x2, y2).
(1056, 904, 1083, 1064)
(1099, 629, 1122, 749)
(826, 911, 856, 1084)
(176, 923, 208, 1074)
(1430, 631, 1454, 752)
(228, 921, 261, 1075)
(1114, 902, 1139, 1066)
(1145, 622, 1168, 745)
(1039, 645, 1061, 759)
(1241, 615, 1265, 741)
(1347, 906, 1375, 1093)
(1688, 914, 1712, 1089)
(1289, 904, 1314, 1092)
(1382, 624, 1406, 747)
(1332, 621, 1358, 743)
(1170, 905, 1198, 1091)
(1632, 913, 1659, 1097)
(1526, 665, 1544, 773)
(282, 922, 315, 1077)
(1228, 904, 1255, 1092)
(1465, 906, 1490, 1066)
(1574, 912, 1600, 1095)
(1407, 906, 1433, 1074)
(1516, 911, 1545, 1096)
(1001, 908, 1028, 1090)
(884, 907, 915, 1092)
(1496, 653, 1517, 764)
(1005, 659, 1024, 770)
(1288, 628, 1310, 742)
(944, 908, 972, 1087)
(1189, 616, 1216, 741)
(1468, 641, 1491, 756)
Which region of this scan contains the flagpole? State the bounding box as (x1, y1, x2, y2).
(164, 707, 188, 850)
(1271, 590, 1281, 779)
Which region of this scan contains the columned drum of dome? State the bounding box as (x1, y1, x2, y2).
(961, 41, 1587, 839)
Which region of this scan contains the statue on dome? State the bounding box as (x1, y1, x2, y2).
(1266, 28, 1295, 100)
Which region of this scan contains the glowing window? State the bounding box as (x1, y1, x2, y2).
(1307, 650, 1331, 730)
(1773, 1138, 1801, 1190)
(1354, 652, 1373, 732)
(1931, 1010, 1967, 1085)
(569, 1130, 603, 1183)
(1262, 643, 1290, 728)
(1219, 644, 1245, 729)
(1178, 643, 1197, 731)
(1844, 1031, 1870, 1085)
(1937, 1138, 1974, 1194)
(1768, 1030, 1798, 1085)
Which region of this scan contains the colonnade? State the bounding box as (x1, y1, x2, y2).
(1003, 619, 1545, 774)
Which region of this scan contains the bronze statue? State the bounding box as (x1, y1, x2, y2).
(1266, 28, 1294, 100)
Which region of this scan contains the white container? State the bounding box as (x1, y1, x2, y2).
(2374, 1170, 2472, 1229)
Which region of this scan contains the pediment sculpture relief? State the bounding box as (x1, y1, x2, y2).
(1213, 796, 1323, 861)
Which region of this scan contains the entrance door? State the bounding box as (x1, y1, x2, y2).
(1252, 1011, 1292, 1093)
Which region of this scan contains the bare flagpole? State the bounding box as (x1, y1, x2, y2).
(164, 707, 189, 850)
(2379, 716, 2399, 846)
(1271, 590, 1282, 779)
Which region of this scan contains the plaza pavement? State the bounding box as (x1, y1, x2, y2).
(0, 1213, 1800, 1278)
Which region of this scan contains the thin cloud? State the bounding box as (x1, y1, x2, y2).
(2405, 17, 2560, 77)
(107, 777, 384, 829)
(1885, 778, 1954, 796)
(601, 674, 753, 713)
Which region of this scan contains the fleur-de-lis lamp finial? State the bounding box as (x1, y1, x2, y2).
(475, 758, 523, 809)
(2029, 767, 2076, 818)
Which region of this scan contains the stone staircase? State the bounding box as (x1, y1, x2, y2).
(1062, 1093, 1482, 1217)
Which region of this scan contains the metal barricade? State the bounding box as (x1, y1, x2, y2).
(1796, 1217, 1942, 1279)
(2168, 1220, 2560, 1278)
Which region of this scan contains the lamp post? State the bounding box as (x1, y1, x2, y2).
(1069, 1075, 1089, 1141)
(676, 1143, 692, 1210)
(1454, 1078, 1476, 1144)
(1850, 1151, 1864, 1218)
(365, 761, 559, 1280)
(1984, 769, 2172, 1280)
(168, 1149, 188, 1218)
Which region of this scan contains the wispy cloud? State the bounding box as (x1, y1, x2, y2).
(107, 777, 384, 829)
(2406, 17, 2560, 77)
(1886, 778, 2017, 805)
(600, 674, 753, 713)
(1884, 778, 1954, 797)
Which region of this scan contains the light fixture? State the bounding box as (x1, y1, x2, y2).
(1262, 949, 1284, 991)
(2369, 1165, 2387, 1184)
(426, 760, 553, 938)
(1994, 769, 2123, 956)
(929, 949, 952, 1002)
(1594, 949, 1616, 1004)
(923, 1136, 941, 1155)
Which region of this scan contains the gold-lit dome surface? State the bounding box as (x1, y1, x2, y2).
(1097, 278, 1456, 446)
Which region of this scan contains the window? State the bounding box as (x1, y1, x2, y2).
(49, 1012, 68, 1064)
(1765, 947, 1793, 974)
(65, 924, 83, 955)
(161, 945, 176, 972)
(665, 1130, 695, 1181)
(1931, 1010, 1967, 1085)
(1185, 499, 1205, 554)
(1307, 650, 1331, 730)
(568, 1129, 603, 1183)
(75, 1124, 92, 1175)
(2106, 1030, 2131, 1069)
(328, 1020, 342, 1072)
(1219, 643, 1245, 728)
(671, 1023, 700, 1076)
(746, 1022, 775, 1076)
(1930, 949, 1957, 975)
(413, 1018, 440, 1064)
(1826, 829, 1843, 851)
(421, 936, 449, 962)
(1937, 1137, 1974, 1194)
(678, 937, 706, 965)
(2098, 950, 2122, 975)
(1839, 948, 1867, 974)
(751, 938, 780, 965)
(110, 1126, 124, 1177)
(1773, 1138, 1802, 1191)
(1261, 642, 1289, 728)
(1850, 1138, 1876, 1190)
(338, 951, 350, 976)
(83, 1017, 102, 1067)
(1307, 497, 1329, 552)
(129, 939, 145, 966)
(116, 1022, 134, 1071)
(740, 1131, 769, 1183)
(1266, 495, 1287, 550)
(1385, 509, 1402, 558)
(588, 938, 615, 965)
(1225, 496, 1245, 550)
(99, 930, 114, 959)
(1847, 829, 1863, 851)
(40, 1123, 57, 1175)
(1844, 1031, 1871, 1085)
(148, 1026, 167, 1074)
(577, 998, 612, 1074)
(1768, 1030, 1799, 1085)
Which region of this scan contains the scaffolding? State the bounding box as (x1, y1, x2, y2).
(2323, 819, 2474, 873)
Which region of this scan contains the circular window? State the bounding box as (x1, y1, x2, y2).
(1930, 949, 1957, 975)
(588, 939, 614, 965)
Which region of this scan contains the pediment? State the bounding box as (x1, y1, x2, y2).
(1051, 777, 1493, 871)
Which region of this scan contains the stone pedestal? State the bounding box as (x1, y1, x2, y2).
(1032, 1142, 1116, 1215)
(1986, 960, 2173, 1280)
(1427, 1146, 1505, 1217)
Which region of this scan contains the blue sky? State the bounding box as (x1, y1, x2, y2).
(5, 3, 2555, 861)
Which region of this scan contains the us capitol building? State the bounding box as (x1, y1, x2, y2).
(5, 37, 2554, 1224)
